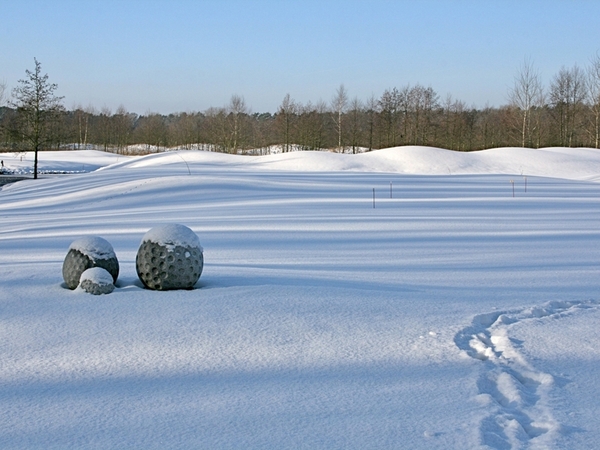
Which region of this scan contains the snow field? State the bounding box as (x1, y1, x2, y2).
(1, 146, 600, 449)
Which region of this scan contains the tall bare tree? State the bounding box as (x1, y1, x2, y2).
(227, 94, 249, 153)
(441, 95, 473, 151)
(509, 59, 545, 147)
(277, 93, 297, 152)
(364, 94, 378, 151)
(71, 104, 95, 150)
(331, 84, 348, 151)
(406, 85, 439, 145)
(203, 106, 227, 152)
(549, 65, 587, 146)
(347, 97, 363, 154)
(378, 87, 401, 147)
(0, 81, 8, 151)
(97, 106, 113, 151)
(0, 80, 6, 106)
(10, 58, 64, 179)
(113, 105, 134, 153)
(587, 53, 600, 148)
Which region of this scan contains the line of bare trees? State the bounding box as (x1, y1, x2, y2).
(2, 55, 600, 155)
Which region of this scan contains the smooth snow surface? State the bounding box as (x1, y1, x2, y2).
(68, 236, 116, 260)
(141, 223, 203, 250)
(1, 146, 600, 449)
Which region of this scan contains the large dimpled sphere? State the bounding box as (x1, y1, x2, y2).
(62, 236, 119, 290)
(136, 224, 203, 290)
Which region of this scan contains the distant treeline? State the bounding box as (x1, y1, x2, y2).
(2, 58, 600, 154)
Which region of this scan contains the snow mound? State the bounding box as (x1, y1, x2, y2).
(96, 146, 600, 181)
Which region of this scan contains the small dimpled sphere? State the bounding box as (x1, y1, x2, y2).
(62, 237, 119, 290)
(79, 267, 115, 295)
(136, 224, 203, 291)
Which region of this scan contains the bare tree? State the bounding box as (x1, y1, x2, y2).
(509, 58, 545, 147)
(441, 95, 473, 151)
(295, 101, 313, 150)
(113, 105, 134, 153)
(587, 53, 600, 148)
(0, 81, 7, 149)
(277, 93, 297, 152)
(136, 112, 168, 152)
(203, 106, 227, 152)
(378, 87, 401, 147)
(96, 106, 113, 151)
(0, 80, 6, 106)
(398, 85, 412, 145)
(549, 65, 587, 146)
(331, 84, 348, 151)
(10, 58, 64, 179)
(71, 104, 95, 150)
(297, 100, 328, 150)
(405, 84, 439, 145)
(248, 112, 275, 154)
(347, 97, 363, 154)
(201, 97, 251, 154)
(170, 111, 201, 150)
(227, 94, 249, 153)
(364, 94, 378, 151)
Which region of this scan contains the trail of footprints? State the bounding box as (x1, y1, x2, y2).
(454, 300, 599, 449)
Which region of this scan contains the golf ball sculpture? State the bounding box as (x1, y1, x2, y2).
(62, 236, 119, 290)
(136, 224, 203, 290)
(79, 267, 115, 295)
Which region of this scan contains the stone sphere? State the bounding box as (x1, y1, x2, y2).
(136, 224, 203, 290)
(62, 237, 119, 290)
(79, 267, 115, 295)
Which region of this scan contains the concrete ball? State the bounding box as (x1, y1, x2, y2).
(62, 237, 119, 290)
(136, 224, 203, 290)
(79, 267, 115, 295)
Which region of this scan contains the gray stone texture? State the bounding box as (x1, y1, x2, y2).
(62, 248, 119, 290)
(79, 268, 115, 295)
(136, 241, 203, 290)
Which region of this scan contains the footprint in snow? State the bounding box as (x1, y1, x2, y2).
(454, 299, 599, 449)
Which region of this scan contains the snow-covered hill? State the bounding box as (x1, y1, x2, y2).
(4, 146, 600, 180)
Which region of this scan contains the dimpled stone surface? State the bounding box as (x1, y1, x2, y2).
(136, 241, 203, 290)
(79, 267, 115, 295)
(62, 248, 119, 290)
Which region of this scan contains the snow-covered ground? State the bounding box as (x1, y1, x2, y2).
(1, 146, 599, 449)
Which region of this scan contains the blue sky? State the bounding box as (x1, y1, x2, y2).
(2, 0, 600, 114)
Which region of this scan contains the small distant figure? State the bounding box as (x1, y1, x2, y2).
(1, 160, 3, 168)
